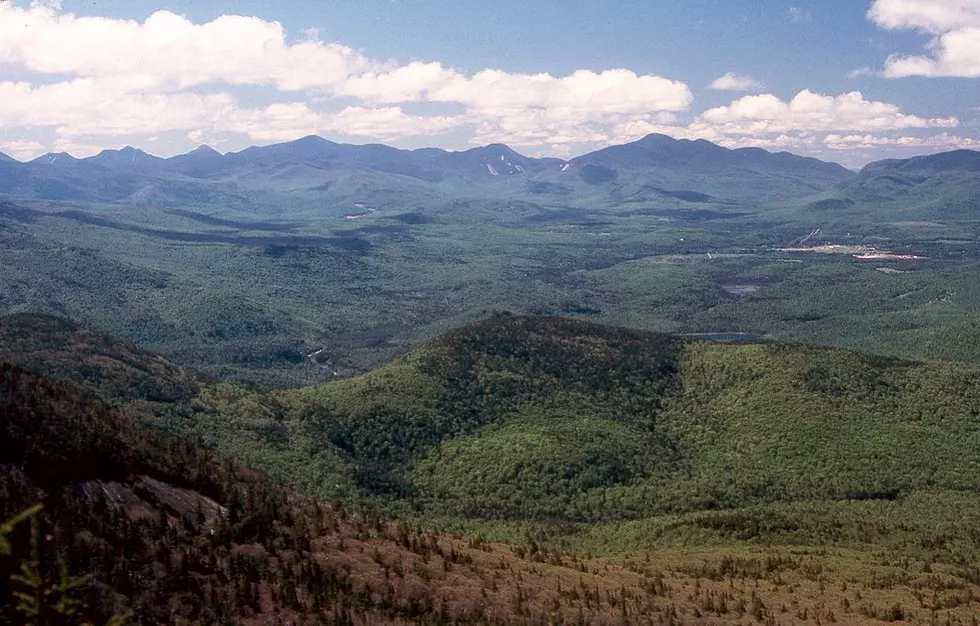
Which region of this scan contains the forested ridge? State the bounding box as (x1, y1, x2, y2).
(7, 312, 980, 624)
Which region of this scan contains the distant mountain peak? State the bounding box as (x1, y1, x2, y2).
(0, 151, 16, 163)
(85, 146, 163, 168)
(30, 152, 79, 166)
(483, 142, 521, 154)
(459, 143, 538, 165)
(289, 134, 336, 147)
(637, 133, 676, 144)
(188, 144, 221, 156)
(94, 146, 152, 158)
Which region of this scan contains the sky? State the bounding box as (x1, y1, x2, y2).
(0, 0, 978, 167)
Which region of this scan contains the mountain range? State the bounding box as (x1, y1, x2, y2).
(0, 134, 863, 207)
(3, 134, 978, 219)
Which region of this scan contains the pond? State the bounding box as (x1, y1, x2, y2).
(722, 284, 760, 295)
(684, 332, 761, 343)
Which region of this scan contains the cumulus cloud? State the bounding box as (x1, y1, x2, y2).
(0, 2, 693, 155)
(708, 72, 763, 92)
(694, 90, 957, 135)
(868, 0, 980, 77)
(340, 65, 692, 147)
(434, 69, 691, 116)
(823, 132, 979, 150)
(0, 3, 374, 91)
(716, 134, 818, 151)
(868, 0, 980, 34)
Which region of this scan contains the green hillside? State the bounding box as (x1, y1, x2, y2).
(9, 313, 980, 623)
(278, 315, 980, 525)
(8, 313, 980, 544)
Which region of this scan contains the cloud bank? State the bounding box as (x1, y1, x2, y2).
(0, 3, 691, 155)
(0, 1, 971, 165)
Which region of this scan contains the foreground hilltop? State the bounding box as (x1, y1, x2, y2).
(6, 313, 980, 623)
(1, 361, 684, 625)
(282, 315, 980, 520)
(5, 312, 980, 522)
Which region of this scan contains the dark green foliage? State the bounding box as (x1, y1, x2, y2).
(10, 312, 980, 537)
(3, 360, 707, 625)
(578, 164, 618, 185)
(272, 315, 980, 534)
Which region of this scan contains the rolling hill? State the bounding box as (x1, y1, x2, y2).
(3, 360, 694, 625)
(804, 149, 980, 220)
(7, 312, 980, 527)
(6, 313, 980, 623)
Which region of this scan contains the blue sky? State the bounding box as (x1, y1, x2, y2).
(0, 0, 977, 166)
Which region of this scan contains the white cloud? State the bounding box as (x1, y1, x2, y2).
(868, 0, 980, 34)
(339, 65, 692, 148)
(694, 90, 957, 135)
(432, 69, 691, 116)
(824, 132, 979, 150)
(0, 138, 47, 160)
(708, 72, 763, 91)
(0, 3, 693, 155)
(0, 79, 238, 136)
(338, 62, 459, 104)
(868, 0, 980, 77)
(717, 134, 818, 151)
(0, 3, 374, 91)
(446, 69, 691, 148)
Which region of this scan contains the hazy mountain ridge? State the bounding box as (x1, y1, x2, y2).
(7, 134, 975, 217)
(0, 134, 863, 208)
(808, 148, 980, 219)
